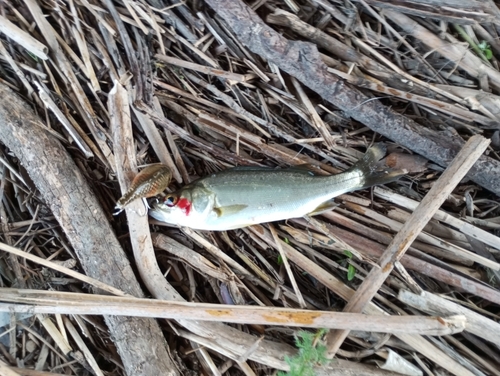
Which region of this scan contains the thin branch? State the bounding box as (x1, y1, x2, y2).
(324, 135, 489, 356)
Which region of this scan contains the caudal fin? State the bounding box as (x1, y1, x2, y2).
(349, 143, 407, 189)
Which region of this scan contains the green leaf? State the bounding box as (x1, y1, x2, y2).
(347, 264, 356, 281)
(26, 51, 38, 62)
(277, 254, 283, 265)
(478, 41, 493, 60)
(343, 250, 353, 258)
(278, 330, 331, 375)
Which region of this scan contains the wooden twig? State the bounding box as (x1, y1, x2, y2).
(63, 317, 103, 376)
(359, 0, 500, 24)
(155, 54, 256, 82)
(444, 334, 500, 376)
(269, 224, 307, 308)
(180, 227, 253, 277)
(0, 289, 467, 335)
(0, 82, 178, 376)
(319, 210, 471, 265)
(36, 314, 72, 356)
(0, 14, 48, 60)
(330, 69, 497, 128)
(33, 82, 93, 158)
(131, 103, 183, 183)
(398, 290, 500, 346)
(374, 187, 500, 251)
(108, 81, 181, 375)
(152, 233, 231, 281)
(204, 0, 500, 196)
(0, 359, 21, 376)
(2, 364, 68, 376)
(266, 8, 465, 106)
(0, 40, 34, 96)
(155, 80, 347, 171)
(290, 77, 336, 148)
(114, 85, 299, 370)
(304, 216, 500, 305)
(135, 101, 261, 166)
(342, 201, 500, 270)
(323, 135, 490, 356)
(248, 224, 476, 376)
(24, 0, 114, 169)
(0, 242, 127, 296)
(385, 9, 500, 90)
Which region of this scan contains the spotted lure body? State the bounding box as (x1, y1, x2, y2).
(149, 144, 405, 231)
(115, 164, 172, 213)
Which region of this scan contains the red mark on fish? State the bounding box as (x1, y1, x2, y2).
(177, 198, 192, 216)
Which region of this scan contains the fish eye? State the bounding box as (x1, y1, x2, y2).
(165, 195, 178, 207)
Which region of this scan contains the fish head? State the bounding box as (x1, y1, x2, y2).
(149, 186, 216, 227)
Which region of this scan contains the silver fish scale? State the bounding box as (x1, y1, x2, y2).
(197, 168, 365, 228)
(149, 144, 405, 230)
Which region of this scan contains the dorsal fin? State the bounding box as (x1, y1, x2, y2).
(228, 165, 317, 175)
(287, 164, 319, 175)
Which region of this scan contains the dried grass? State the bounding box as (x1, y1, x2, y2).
(0, 0, 499, 375)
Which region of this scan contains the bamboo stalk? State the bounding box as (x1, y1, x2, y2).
(0, 289, 466, 335)
(398, 290, 500, 346)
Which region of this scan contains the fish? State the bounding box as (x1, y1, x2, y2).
(149, 144, 406, 231)
(115, 164, 172, 214)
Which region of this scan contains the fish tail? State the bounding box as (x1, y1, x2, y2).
(350, 143, 406, 189)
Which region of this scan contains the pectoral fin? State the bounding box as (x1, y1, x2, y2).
(308, 200, 338, 216)
(213, 204, 248, 217)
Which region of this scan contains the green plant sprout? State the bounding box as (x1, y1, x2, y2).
(347, 263, 356, 281)
(277, 329, 331, 376)
(478, 41, 493, 60)
(343, 250, 356, 281)
(453, 24, 491, 63)
(277, 254, 283, 265)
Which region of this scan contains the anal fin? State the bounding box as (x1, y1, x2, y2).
(308, 199, 339, 216)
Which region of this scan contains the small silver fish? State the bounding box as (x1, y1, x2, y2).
(115, 164, 172, 213)
(149, 144, 405, 230)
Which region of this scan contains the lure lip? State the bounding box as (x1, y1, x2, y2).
(147, 197, 161, 209)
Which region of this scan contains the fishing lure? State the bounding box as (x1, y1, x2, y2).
(115, 164, 172, 214)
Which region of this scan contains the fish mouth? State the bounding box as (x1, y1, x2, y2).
(146, 197, 162, 211)
(147, 200, 168, 222)
(147, 198, 182, 227)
